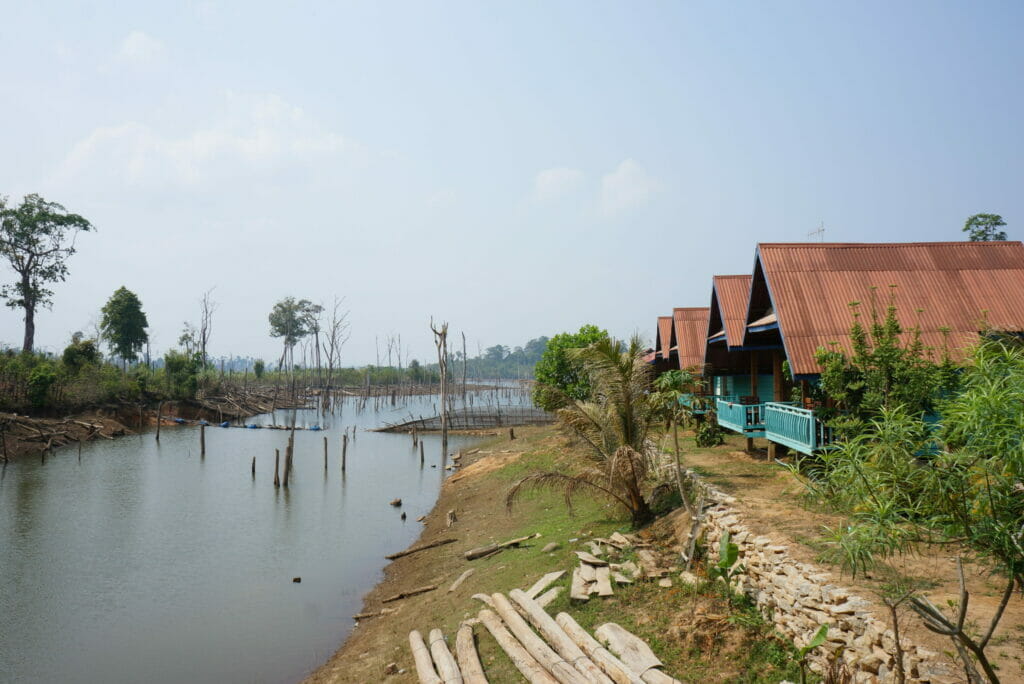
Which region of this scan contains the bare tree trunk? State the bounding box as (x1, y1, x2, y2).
(462, 331, 468, 400)
(21, 278, 35, 352)
(431, 319, 449, 458)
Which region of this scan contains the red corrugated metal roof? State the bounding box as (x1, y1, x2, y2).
(756, 241, 1024, 376)
(655, 316, 673, 358)
(673, 307, 710, 371)
(712, 275, 752, 346)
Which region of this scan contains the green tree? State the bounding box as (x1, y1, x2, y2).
(268, 297, 313, 370)
(802, 338, 1024, 682)
(532, 324, 609, 410)
(0, 194, 94, 352)
(253, 359, 265, 379)
(509, 336, 658, 527)
(962, 213, 1007, 242)
(164, 349, 199, 399)
(100, 286, 149, 370)
(62, 336, 100, 373)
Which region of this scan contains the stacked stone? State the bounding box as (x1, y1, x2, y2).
(693, 482, 955, 684)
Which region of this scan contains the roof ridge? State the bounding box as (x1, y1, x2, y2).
(759, 241, 1024, 249)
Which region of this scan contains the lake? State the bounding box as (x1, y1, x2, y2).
(0, 394, 488, 684)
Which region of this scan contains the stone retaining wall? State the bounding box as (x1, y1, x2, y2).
(697, 484, 956, 683)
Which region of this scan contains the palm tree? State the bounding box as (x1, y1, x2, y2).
(652, 368, 698, 515)
(507, 335, 658, 527)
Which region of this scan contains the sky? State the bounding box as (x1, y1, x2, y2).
(1, 1, 1022, 365)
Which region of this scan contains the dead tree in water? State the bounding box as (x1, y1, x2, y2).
(431, 318, 450, 458)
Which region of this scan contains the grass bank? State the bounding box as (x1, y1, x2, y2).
(305, 425, 804, 683)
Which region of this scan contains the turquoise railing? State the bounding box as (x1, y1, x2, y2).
(763, 402, 834, 456)
(681, 394, 735, 415)
(715, 399, 765, 436)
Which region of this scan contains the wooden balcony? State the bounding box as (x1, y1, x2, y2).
(763, 402, 834, 456)
(714, 398, 765, 437)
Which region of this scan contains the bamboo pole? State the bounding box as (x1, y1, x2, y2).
(478, 609, 558, 684)
(409, 630, 443, 684)
(490, 593, 586, 684)
(554, 613, 642, 684)
(428, 629, 464, 684)
(509, 590, 611, 684)
(455, 624, 488, 684)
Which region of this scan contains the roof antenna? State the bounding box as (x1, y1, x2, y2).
(808, 221, 825, 242)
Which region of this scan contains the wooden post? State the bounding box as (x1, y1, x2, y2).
(251, 456, 255, 477)
(274, 449, 280, 487)
(509, 427, 515, 440)
(283, 445, 291, 487)
(155, 401, 163, 442)
(78, 440, 82, 462)
(342, 433, 348, 472)
(420, 441, 424, 467)
(747, 354, 758, 453)
(323, 436, 328, 472)
(200, 423, 206, 456)
(768, 350, 785, 460)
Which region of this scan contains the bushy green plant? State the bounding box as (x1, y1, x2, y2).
(62, 337, 100, 373)
(531, 324, 609, 411)
(814, 289, 959, 438)
(708, 530, 746, 605)
(694, 417, 724, 447)
(27, 362, 56, 408)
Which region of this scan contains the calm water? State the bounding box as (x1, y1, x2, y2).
(0, 395, 485, 684)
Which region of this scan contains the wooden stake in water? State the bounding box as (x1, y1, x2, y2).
(323, 436, 328, 472)
(342, 433, 348, 472)
(274, 449, 280, 487)
(251, 456, 255, 478)
(155, 401, 163, 442)
(200, 423, 206, 456)
(420, 441, 425, 467)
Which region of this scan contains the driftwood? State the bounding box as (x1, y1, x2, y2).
(464, 533, 540, 561)
(352, 607, 395, 620)
(386, 538, 458, 560)
(478, 609, 558, 684)
(555, 613, 643, 684)
(524, 570, 566, 600)
(428, 629, 464, 684)
(382, 584, 438, 603)
(448, 569, 475, 593)
(490, 593, 586, 684)
(509, 589, 613, 684)
(455, 624, 489, 684)
(409, 630, 443, 684)
(471, 593, 496, 609)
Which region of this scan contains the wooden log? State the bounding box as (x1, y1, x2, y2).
(455, 624, 489, 684)
(594, 567, 614, 597)
(525, 570, 566, 600)
(570, 568, 589, 602)
(323, 436, 328, 472)
(489, 593, 586, 684)
(428, 629, 464, 684)
(478, 609, 558, 684)
(593, 624, 664, 678)
(555, 614, 643, 684)
(385, 538, 458, 560)
(420, 440, 425, 466)
(352, 607, 395, 620)
(382, 584, 438, 603)
(509, 589, 613, 684)
(155, 401, 163, 442)
(465, 533, 540, 561)
(537, 587, 562, 609)
(200, 423, 206, 456)
(274, 449, 280, 487)
(409, 630, 443, 684)
(251, 456, 255, 477)
(471, 593, 495, 609)
(448, 568, 475, 593)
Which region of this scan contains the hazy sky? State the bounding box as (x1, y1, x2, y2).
(2, 1, 1022, 365)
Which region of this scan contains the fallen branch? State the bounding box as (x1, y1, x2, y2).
(382, 584, 439, 603)
(386, 538, 458, 560)
(465, 533, 540, 561)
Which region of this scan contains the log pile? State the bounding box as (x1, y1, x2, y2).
(0, 413, 127, 460)
(408, 569, 681, 683)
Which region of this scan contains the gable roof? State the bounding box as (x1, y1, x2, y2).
(672, 307, 711, 371)
(750, 241, 1024, 376)
(655, 315, 673, 359)
(710, 275, 753, 347)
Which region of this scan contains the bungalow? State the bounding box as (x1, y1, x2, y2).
(716, 241, 1024, 457)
